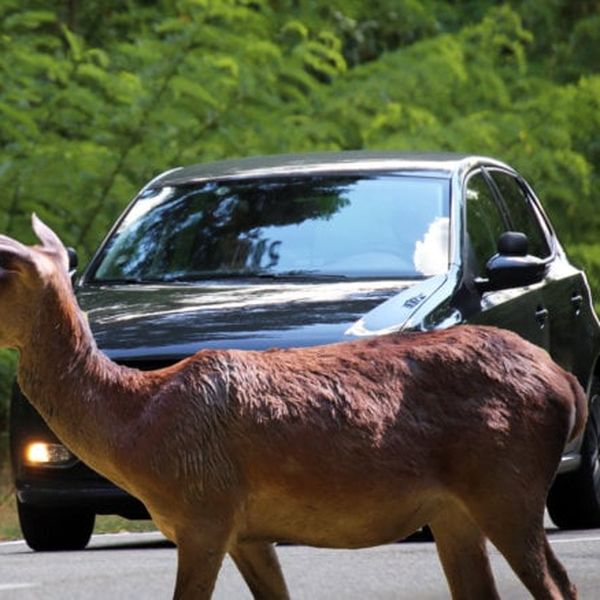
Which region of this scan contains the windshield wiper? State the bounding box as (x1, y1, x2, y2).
(161, 272, 257, 282)
(91, 271, 349, 284)
(161, 271, 349, 282)
(89, 277, 154, 285)
(256, 271, 347, 281)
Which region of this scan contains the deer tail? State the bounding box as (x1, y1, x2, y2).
(567, 373, 588, 443)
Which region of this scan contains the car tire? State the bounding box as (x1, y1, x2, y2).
(17, 501, 95, 551)
(547, 387, 600, 529)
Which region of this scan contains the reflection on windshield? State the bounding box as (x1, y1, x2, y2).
(413, 216, 450, 276)
(91, 175, 450, 282)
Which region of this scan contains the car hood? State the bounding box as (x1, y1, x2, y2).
(76, 279, 432, 361)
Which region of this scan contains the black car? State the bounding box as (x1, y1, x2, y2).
(10, 152, 600, 550)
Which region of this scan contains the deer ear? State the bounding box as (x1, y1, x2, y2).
(31, 214, 69, 271)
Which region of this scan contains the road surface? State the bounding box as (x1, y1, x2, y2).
(1, 527, 599, 598)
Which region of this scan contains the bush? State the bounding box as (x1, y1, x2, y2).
(0, 349, 17, 455)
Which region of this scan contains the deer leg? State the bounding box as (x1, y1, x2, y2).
(172, 523, 231, 600)
(230, 540, 290, 599)
(467, 495, 576, 600)
(483, 521, 570, 599)
(429, 503, 500, 600)
(544, 537, 578, 599)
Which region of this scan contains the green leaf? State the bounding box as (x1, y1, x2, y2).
(4, 10, 56, 30)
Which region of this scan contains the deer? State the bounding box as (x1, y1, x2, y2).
(0, 215, 586, 599)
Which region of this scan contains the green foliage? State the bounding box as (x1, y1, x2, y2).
(567, 244, 600, 315)
(0, 0, 599, 425)
(0, 350, 17, 436)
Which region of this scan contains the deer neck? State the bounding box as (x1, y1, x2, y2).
(16, 277, 149, 479)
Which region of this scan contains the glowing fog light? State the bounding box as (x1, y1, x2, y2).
(25, 442, 72, 466)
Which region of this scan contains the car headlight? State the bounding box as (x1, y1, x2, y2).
(24, 441, 73, 466)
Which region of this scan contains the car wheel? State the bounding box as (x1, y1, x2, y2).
(547, 385, 600, 529)
(17, 501, 95, 551)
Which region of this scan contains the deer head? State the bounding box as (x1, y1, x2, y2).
(0, 215, 70, 348)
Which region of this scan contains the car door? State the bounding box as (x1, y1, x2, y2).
(461, 168, 549, 350)
(487, 168, 596, 385)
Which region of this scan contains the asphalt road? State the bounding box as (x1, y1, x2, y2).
(1, 527, 600, 599)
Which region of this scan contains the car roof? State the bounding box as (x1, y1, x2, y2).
(152, 151, 499, 186)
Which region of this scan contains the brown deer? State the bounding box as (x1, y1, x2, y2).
(0, 215, 586, 599)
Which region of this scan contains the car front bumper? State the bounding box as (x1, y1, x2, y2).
(15, 479, 149, 519)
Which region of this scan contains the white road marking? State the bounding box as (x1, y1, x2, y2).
(0, 539, 25, 547)
(0, 583, 38, 591)
(550, 535, 600, 544)
(0, 531, 164, 549)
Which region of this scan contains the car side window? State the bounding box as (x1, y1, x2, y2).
(465, 171, 507, 278)
(489, 170, 551, 259)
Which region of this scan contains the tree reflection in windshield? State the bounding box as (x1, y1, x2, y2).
(92, 175, 450, 282)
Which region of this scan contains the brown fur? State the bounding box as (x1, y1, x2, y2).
(0, 216, 586, 599)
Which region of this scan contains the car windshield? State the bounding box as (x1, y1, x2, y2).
(90, 174, 450, 283)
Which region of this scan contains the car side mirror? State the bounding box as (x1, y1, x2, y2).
(477, 232, 548, 293)
(67, 247, 78, 271)
(67, 247, 79, 282)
